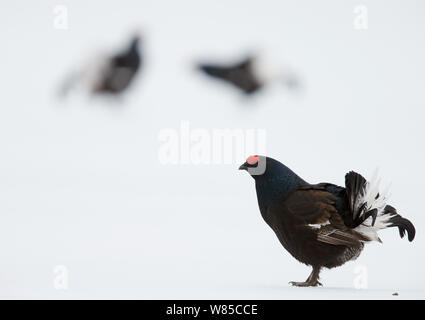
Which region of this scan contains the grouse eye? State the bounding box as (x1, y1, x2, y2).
(247, 155, 259, 165)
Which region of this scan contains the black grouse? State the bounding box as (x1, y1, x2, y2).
(239, 155, 415, 287)
(60, 35, 142, 97)
(93, 35, 142, 95)
(197, 55, 298, 95)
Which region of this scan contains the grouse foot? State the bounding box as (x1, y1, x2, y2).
(289, 280, 322, 287)
(289, 266, 322, 287)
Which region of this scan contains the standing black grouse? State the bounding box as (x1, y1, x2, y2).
(239, 155, 415, 287)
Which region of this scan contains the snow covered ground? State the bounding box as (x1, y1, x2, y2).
(1, 0, 424, 299)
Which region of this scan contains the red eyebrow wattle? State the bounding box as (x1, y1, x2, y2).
(247, 155, 259, 165)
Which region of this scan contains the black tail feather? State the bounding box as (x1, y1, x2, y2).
(344, 171, 367, 225)
(385, 205, 416, 242)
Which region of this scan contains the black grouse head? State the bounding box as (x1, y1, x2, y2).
(239, 155, 306, 201)
(238, 155, 267, 177)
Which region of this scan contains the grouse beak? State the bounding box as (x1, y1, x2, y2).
(239, 163, 248, 171)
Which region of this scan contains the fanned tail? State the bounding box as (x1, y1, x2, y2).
(344, 170, 415, 242)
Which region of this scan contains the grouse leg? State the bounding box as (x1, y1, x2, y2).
(289, 266, 322, 287)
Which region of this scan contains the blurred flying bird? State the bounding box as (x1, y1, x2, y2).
(60, 34, 142, 98)
(197, 54, 299, 95)
(239, 155, 415, 287)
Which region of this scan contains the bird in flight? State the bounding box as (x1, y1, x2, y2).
(239, 155, 415, 287)
(197, 54, 299, 95)
(60, 34, 143, 98)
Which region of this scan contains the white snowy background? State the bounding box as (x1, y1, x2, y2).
(0, 0, 424, 299)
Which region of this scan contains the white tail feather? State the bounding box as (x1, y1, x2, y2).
(354, 169, 392, 241)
